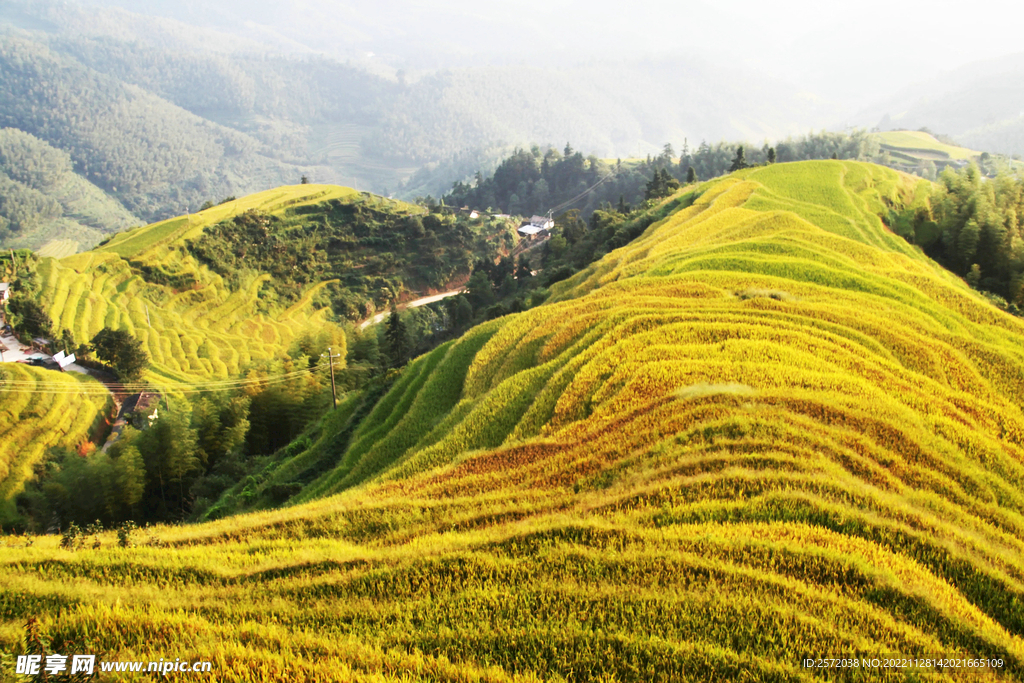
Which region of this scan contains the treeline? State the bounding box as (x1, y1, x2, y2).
(919, 164, 1024, 307)
(444, 131, 882, 219)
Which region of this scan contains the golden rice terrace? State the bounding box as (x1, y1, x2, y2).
(3, 161, 1024, 682)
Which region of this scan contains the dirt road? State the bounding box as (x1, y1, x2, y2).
(358, 290, 464, 329)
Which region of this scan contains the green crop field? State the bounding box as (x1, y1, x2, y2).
(0, 183, 494, 520)
(3, 161, 1024, 681)
(873, 130, 980, 160)
(34, 240, 78, 259)
(38, 185, 405, 387)
(0, 365, 111, 522)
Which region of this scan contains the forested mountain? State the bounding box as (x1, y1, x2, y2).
(364, 60, 840, 165)
(0, 0, 854, 254)
(0, 34, 334, 226)
(0, 127, 138, 249)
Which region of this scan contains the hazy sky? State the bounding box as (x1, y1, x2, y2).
(85, 0, 1024, 112)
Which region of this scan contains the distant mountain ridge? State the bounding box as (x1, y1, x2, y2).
(858, 51, 1024, 157)
(0, 0, 850, 252)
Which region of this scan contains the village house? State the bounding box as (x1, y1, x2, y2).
(518, 214, 553, 239)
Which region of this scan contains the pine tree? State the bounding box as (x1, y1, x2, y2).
(729, 146, 747, 172)
(686, 166, 697, 184)
(767, 147, 777, 164)
(384, 303, 409, 368)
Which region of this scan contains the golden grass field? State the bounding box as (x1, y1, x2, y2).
(0, 186, 379, 523)
(873, 130, 980, 161)
(3, 162, 1024, 681)
(0, 365, 110, 522)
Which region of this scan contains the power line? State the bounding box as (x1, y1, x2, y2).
(547, 173, 615, 215)
(0, 366, 321, 395)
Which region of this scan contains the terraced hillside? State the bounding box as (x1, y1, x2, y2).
(3, 183, 508, 526)
(3, 161, 1024, 681)
(35, 184, 412, 386)
(0, 365, 110, 522)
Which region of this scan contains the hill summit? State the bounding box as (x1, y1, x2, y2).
(3, 161, 1024, 681)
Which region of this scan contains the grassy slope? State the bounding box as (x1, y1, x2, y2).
(873, 130, 980, 160)
(0, 365, 110, 521)
(3, 161, 1024, 681)
(0, 185, 384, 522)
(35, 184, 376, 386)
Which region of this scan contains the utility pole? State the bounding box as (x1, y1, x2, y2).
(322, 346, 342, 409)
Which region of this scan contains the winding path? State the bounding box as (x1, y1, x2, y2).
(358, 289, 464, 329)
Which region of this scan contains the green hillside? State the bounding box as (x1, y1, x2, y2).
(0, 127, 139, 252)
(874, 130, 980, 160)
(869, 130, 1002, 179)
(3, 161, 1024, 681)
(35, 186, 362, 387)
(34, 183, 498, 385)
(0, 365, 111, 522)
(1, 182, 512, 527)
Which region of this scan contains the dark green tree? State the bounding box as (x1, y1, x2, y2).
(384, 303, 409, 368)
(767, 147, 777, 164)
(465, 269, 496, 310)
(7, 295, 52, 338)
(515, 259, 533, 288)
(729, 146, 748, 172)
(136, 407, 199, 518)
(686, 166, 697, 184)
(91, 328, 149, 381)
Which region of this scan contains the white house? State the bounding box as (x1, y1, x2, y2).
(0, 283, 10, 303)
(528, 215, 554, 230)
(518, 214, 554, 237)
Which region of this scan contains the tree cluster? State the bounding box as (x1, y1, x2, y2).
(189, 201, 500, 321)
(445, 145, 653, 219)
(91, 327, 149, 382)
(920, 164, 1024, 306)
(14, 346, 340, 530)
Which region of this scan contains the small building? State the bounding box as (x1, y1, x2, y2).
(528, 215, 554, 231)
(518, 214, 553, 238)
(517, 224, 546, 237)
(0, 283, 10, 303)
(31, 337, 52, 353)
